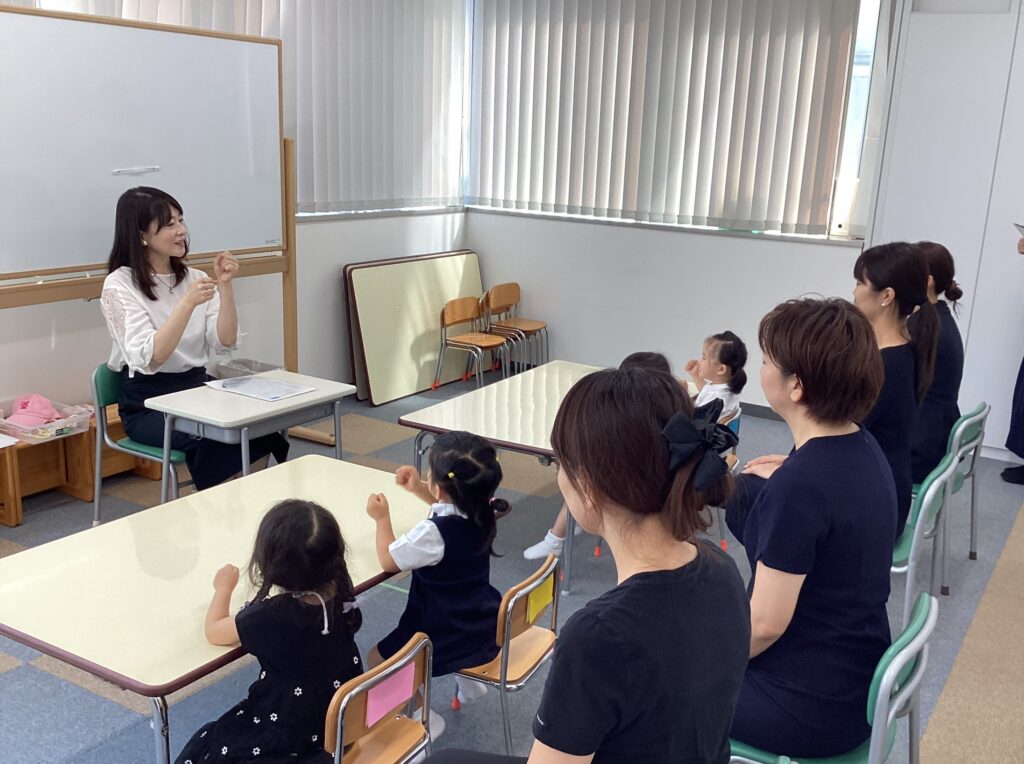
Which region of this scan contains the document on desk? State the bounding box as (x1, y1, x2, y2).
(205, 377, 316, 402)
(0, 434, 18, 450)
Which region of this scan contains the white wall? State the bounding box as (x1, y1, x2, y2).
(874, 3, 1024, 455)
(294, 211, 466, 383)
(463, 211, 861, 409)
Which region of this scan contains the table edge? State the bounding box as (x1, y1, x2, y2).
(397, 419, 555, 460)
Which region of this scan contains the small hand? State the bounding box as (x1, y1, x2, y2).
(395, 465, 421, 492)
(185, 276, 217, 308)
(1017, 237, 1024, 255)
(684, 359, 699, 375)
(366, 492, 390, 520)
(214, 251, 239, 284)
(213, 564, 240, 592)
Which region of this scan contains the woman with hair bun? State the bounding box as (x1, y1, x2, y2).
(910, 241, 965, 482)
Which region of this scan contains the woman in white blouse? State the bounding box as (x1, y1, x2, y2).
(100, 187, 287, 490)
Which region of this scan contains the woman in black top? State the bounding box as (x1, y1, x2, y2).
(854, 242, 940, 537)
(910, 241, 965, 483)
(428, 369, 750, 764)
(1003, 235, 1024, 484)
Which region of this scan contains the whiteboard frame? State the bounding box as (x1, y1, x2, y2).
(0, 6, 287, 282)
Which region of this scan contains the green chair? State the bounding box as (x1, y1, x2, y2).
(910, 402, 990, 594)
(91, 365, 191, 525)
(892, 453, 957, 627)
(730, 593, 939, 764)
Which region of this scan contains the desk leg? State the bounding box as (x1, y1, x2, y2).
(562, 511, 576, 595)
(413, 431, 432, 473)
(333, 401, 343, 460)
(241, 427, 251, 476)
(160, 415, 173, 505)
(149, 696, 169, 764)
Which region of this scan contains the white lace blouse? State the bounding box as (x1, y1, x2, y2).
(100, 266, 238, 376)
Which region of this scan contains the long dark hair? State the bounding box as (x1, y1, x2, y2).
(916, 240, 963, 311)
(248, 499, 361, 632)
(107, 186, 189, 301)
(854, 242, 939, 404)
(428, 431, 508, 555)
(551, 368, 732, 542)
(708, 331, 748, 394)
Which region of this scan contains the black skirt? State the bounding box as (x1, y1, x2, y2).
(117, 366, 289, 491)
(1008, 355, 1024, 459)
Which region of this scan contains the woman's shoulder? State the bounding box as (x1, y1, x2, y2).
(102, 266, 135, 290)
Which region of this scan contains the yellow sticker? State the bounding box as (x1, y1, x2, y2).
(527, 576, 554, 624)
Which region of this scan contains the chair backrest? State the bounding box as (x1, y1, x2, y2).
(495, 553, 560, 646)
(866, 593, 939, 763)
(92, 364, 121, 410)
(484, 282, 521, 316)
(946, 402, 990, 476)
(324, 632, 432, 760)
(441, 296, 483, 329)
(905, 452, 957, 538)
(723, 405, 742, 436)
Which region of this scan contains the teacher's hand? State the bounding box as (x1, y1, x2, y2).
(184, 276, 218, 308)
(214, 251, 239, 284)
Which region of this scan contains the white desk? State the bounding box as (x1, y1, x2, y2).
(398, 361, 601, 592)
(0, 455, 427, 764)
(146, 370, 356, 502)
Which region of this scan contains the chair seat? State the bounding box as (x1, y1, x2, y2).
(342, 715, 427, 763)
(116, 438, 187, 464)
(448, 332, 509, 349)
(458, 626, 555, 685)
(492, 317, 546, 333)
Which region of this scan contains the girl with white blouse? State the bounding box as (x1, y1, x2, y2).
(99, 187, 287, 490)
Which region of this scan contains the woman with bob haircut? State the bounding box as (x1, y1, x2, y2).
(729, 298, 896, 759)
(428, 368, 750, 764)
(100, 187, 287, 491)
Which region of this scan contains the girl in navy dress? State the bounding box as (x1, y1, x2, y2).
(366, 431, 508, 736)
(910, 241, 965, 483)
(175, 500, 364, 764)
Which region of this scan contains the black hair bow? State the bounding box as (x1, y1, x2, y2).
(661, 399, 739, 490)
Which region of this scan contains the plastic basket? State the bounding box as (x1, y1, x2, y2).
(0, 402, 94, 444)
(215, 359, 283, 380)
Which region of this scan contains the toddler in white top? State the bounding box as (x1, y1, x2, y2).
(685, 331, 747, 421)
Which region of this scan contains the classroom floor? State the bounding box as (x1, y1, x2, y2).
(0, 374, 1021, 763)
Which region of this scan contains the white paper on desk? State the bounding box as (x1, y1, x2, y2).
(205, 377, 316, 402)
(0, 434, 17, 449)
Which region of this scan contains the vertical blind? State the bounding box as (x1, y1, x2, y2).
(466, 0, 858, 234)
(8, 0, 467, 214)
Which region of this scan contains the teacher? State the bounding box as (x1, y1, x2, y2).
(99, 186, 288, 491)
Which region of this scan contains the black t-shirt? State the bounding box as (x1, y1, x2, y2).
(741, 429, 895, 752)
(532, 541, 750, 764)
(862, 344, 917, 537)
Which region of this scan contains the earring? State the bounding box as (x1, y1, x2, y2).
(142, 240, 148, 247)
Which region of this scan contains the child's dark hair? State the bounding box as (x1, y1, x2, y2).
(916, 240, 963, 309)
(551, 368, 732, 542)
(620, 351, 672, 375)
(854, 241, 939, 404)
(708, 331, 748, 394)
(107, 187, 189, 301)
(428, 431, 507, 555)
(248, 499, 361, 632)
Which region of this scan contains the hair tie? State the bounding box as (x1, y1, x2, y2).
(661, 399, 739, 491)
(447, 471, 455, 479)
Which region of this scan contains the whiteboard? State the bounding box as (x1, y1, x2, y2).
(0, 9, 283, 277)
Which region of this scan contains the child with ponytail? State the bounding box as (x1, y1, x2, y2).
(366, 431, 509, 735)
(685, 331, 748, 420)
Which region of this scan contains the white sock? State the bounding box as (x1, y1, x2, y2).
(455, 674, 489, 703)
(524, 530, 565, 560)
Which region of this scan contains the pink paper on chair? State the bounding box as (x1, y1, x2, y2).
(365, 662, 416, 728)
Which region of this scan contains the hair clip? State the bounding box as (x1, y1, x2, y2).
(447, 471, 455, 479)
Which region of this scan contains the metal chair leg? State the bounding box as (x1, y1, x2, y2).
(499, 683, 513, 755)
(432, 344, 447, 388)
(969, 474, 979, 560)
(908, 696, 921, 764)
(940, 497, 951, 596)
(93, 413, 104, 527)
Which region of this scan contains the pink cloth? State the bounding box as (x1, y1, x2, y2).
(5, 394, 60, 427)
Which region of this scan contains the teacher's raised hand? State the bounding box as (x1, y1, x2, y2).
(214, 250, 239, 284)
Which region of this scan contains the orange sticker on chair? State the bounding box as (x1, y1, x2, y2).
(365, 662, 416, 728)
(527, 577, 554, 624)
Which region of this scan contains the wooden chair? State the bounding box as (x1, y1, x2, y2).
(323, 632, 433, 764)
(483, 282, 549, 370)
(455, 553, 560, 754)
(91, 364, 191, 525)
(432, 297, 511, 390)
